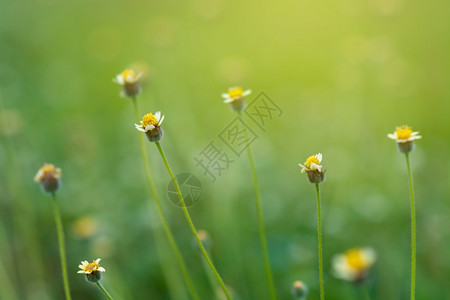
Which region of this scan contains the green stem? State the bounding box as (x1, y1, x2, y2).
(96, 282, 114, 300)
(405, 153, 416, 300)
(0, 259, 19, 300)
(155, 141, 232, 300)
(132, 99, 199, 300)
(363, 284, 370, 300)
(246, 142, 278, 300)
(51, 193, 71, 300)
(315, 184, 324, 300)
(201, 250, 220, 299)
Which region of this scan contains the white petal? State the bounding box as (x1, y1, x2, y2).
(223, 98, 235, 104)
(95, 258, 101, 263)
(154, 111, 161, 121)
(115, 74, 124, 85)
(98, 267, 106, 272)
(316, 153, 322, 163)
(409, 135, 422, 141)
(361, 248, 376, 267)
(145, 125, 155, 131)
(387, 133, 397, 140)
(310, 163, 322, 172)
(33, 169, 43, 182)
(125, 74, 135, 83)
(242, 90, 252, 97)
(332, 255, 357, 281)
(77, 270, 85, 274)
(221, 93, 230, 99)
(158, 115, 165, 126)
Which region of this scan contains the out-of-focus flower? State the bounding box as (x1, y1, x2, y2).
(0, 109, 23, 136)
(73, 216, 98, 238)
(193, 230, 212, 252)
(135, 111, 165, 142)
(114, 69, 142, 98)
(221, 87, 251, 112)
(78, 258, 106, 283)
(388, 125, 421, 154)
(298, 153, 325, 184)
(332, 248, 376, 283)
(291, 280, 308, 299)
(34, 163, 62, 193)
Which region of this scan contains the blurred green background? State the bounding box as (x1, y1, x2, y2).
(1, 0, 449, 299)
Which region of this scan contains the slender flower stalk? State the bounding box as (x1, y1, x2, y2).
(222, 88, 277, 299)
(131, 99, 199, 300)
(298, 153, 326, 300)
(96, 282, 114, 300)
(195, 232, 217, 288)
(34, 164, 71, 300)
(154, 141, 232, 300)
(246, 136, 278, 300)
(363, 285, 371, 300)
(405, 153, 416, 300)
(52, 193, 72, 300)
(315, 184, 324, 300)
(388, 125, 421, 300)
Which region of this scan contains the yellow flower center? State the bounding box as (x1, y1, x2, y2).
(142, 113, 158, 128)
(122, 69, 136, 82)
(396, 126, 413, 139)
(41, 164, 56, 174)
(345, 249, 366, 270)
(228, 87, 243, 98)
(84, 260, 99, 273)
(304, 155, 320, 169)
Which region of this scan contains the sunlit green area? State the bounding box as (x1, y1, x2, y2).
(1, 0, 449, 299)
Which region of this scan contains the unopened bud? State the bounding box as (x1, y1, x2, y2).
(291, 281, 308, 299)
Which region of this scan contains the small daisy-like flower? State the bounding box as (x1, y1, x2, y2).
(388, 125, 421, 154)
(298, 153, 325, 184)
(34, 163, 62, 193)
(332, 248, 376, 283)
(78, 258, 106, 283)
(114, 69, 142, 98)
(135, 111, 165, 142)
(291, 281, 308, 300)
(221, 87, 251, 112)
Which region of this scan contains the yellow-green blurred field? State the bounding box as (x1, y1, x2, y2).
(1, 0, 449, 299)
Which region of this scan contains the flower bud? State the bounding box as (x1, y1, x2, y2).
(230, 97, 247, 112)
(397, 141, 415, 154)
(34, 163, 62, 193)
(85, 270, 103, 283)
(145, 126, 164, 142)
(306, 170, 325, 184)
(291, 281, 308, 299)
